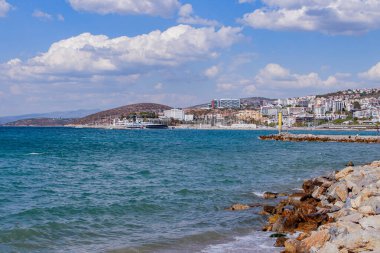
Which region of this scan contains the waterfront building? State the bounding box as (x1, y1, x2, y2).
(332, 101, 344, 113)
(287, 107, 307, 115)
(184, 114, 194, 122)
(163, 109, 185, 120)
(211, 99, 241, 109)
(235, 110, 262, 122)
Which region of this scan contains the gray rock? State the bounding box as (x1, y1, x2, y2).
(317, 242, 339, 253)
(359, 216, 380, 230)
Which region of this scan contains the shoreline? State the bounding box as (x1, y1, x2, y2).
(253, 161, 380, 252)
(4, 124, 377, 132)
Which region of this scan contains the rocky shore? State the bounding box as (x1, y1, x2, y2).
(228, 161, 380, 252)
(260, 133, 380, 143)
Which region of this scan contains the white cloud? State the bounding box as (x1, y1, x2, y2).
(243, 84, 257, 94)
(204, 65, 219, 78)
(255, 63, 356, 89)
(9, 85, 22, 95)
(216, 79, 255, 93)
(177, 4, 219, 26)
(359, 62, 380, 80)
(238, 0, 255, 3)
(0, 0, 11, 17)
(32, 10, 53, 20)
(57, 14, 65, 21)
(240, 0, 380, 35)
(154, 82, 164, 90)
(0, 25, 242, 82)
(68, 0, 180, 17)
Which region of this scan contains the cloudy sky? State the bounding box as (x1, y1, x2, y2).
(1, 0, 380, 115)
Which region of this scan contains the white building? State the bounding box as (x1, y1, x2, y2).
(211, 99, 241, 109)
(332, 101, 344, 113)
(163, 109, 185, 120)
(184, 114, 194, 122)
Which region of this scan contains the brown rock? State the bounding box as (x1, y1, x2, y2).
(335, 183, 348, 202)
(296, 232, 311, 241)
(269, 214, 281, 224)
(312, 186, 326, 199)
(288, 193, 307, 205)
(226, 204, 250, 211)
(304, 212, 328, 224)
(303, 179, 316, 194)
(275, 237, 288, 247)
(302, 229, 331, 251)
(263, 205, 276, 214)
(284, 239, 307, 253)
(297, 222, 318, 232)
(263, 192, 279, 199)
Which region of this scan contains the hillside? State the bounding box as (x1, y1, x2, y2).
(73, 103, 172, 125)
(187, 97, 275, 109)
(0, 109, 99, 125)
(316, 88, 380, 99)
(3, 118, 75, 127)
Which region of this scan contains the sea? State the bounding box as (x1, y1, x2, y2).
(0, 127, 379, 253)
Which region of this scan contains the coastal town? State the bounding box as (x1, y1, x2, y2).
(2, 88, 380, 130)
(110, 88, 380, 130)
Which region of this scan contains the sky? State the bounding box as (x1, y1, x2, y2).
(1, 0, 380, 116)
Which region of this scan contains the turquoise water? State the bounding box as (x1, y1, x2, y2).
(0, 127, 379, 252)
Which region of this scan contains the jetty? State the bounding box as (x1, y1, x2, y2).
(260, 133, 380, 143)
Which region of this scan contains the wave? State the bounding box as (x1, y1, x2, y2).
(201, 231, 281, 253)
(252, 191, 265, 198)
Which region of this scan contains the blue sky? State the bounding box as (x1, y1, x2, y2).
(0, 0, 380, 115)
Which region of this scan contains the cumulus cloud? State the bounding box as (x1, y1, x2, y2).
(240, 0, 380, 35)
(0, 25, 242, 82)
(217, 79, 256, 93)
(68, 0, 180, 17)
(154, 82, 164, 90)
(204, 65, 219, 78)
(177, 4, 219, 26)
(255, 63, 356, 88)
(0, 0, 11, 17)
(359, 62, 380, 80)
(214, 63, 364, 98)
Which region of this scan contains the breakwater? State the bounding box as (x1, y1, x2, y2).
(260, 133, 380, 143)
(261, 161, 380, 252)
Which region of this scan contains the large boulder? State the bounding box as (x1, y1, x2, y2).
(302, 229, 331, 251)
(226, 203, 250, 211)
(263, 192, 278, 199)
(335, 167, 354, 180)
(335, 183, 348, 202)
(284, 239, 307, 253)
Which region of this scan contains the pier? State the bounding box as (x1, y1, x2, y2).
(260, 133, 380, 143)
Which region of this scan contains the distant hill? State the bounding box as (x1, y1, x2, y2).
(73, 103, 172, 125)
(240, 97, 276, 107)
(3, 118, 75, 127)
(0, 109, 100, 125)
(316, 88, 380, 99)
(187, 97, 275, 109)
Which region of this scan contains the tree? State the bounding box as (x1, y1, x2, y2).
(353, 101, 361, 110)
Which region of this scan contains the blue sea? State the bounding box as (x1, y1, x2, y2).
(0, 127, 379, 253)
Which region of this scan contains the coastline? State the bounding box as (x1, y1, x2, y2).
(61, 124, 379, 132)
(254, 161, 380, 252)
